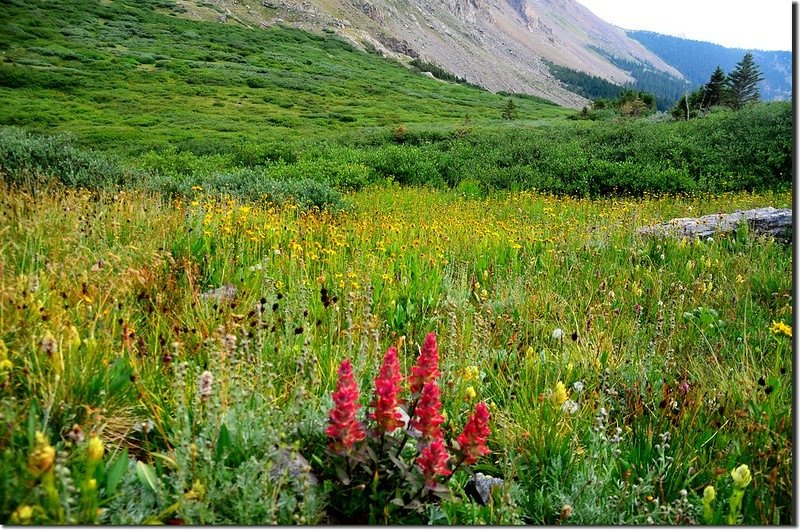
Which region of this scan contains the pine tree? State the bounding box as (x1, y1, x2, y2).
(726, 53, 764, 110)
(703, 66, 728, 109)
(501, 98, 518, 120)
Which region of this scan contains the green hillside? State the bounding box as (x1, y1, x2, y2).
(0, 0, 568, 156)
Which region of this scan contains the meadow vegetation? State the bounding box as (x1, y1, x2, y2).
(0, 0, 794, 525)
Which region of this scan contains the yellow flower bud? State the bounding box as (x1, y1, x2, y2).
(703, 485, 716, 503)
(87, 435, 104, 462)
(465, 386, 477, 400)
(11, 504, 34, 524)
(552, 381, 568, 406)
(731, 464, 752, 489)
(28, 432, 55, 477)
(87, 478, 97, 490)
(525, 346, 534, 357)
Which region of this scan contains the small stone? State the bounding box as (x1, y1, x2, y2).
(270, 449, 319, 486)
(200, 284, 237, 303)
(465, 472, 504, 506)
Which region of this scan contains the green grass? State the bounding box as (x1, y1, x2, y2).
(0, 0, 568, 156)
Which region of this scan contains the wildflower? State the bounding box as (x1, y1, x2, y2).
(326, 359, 365, 453)
(456, 402, 491, 464)
(525, 345, 534, 358)
(464, 386, 477, 400)
(370, 346, 405, 434)
(416, 437, 451, 487)
(198, 371, 214, 402)
(87, 434, 104, 462)
(552, 328, 564, 340)
(409, 332, 441, 395)
(28, 432, 55, 477)
(552, 381, 568, 406)
(769, 321, 792, 338)
(704, 485, 716, 502)
(730, 464, 752, 489)
(66, 424, 84, 444)
(561, 399, 579, 414)
(560, 504, 573, 520)
(40, 333, 57, 357)
(410, 381, 445, 443)
(464, 365, 480, 381)
(703, 485, 716, 523)
(573, 381, 584, 393)
(11, 505, 34, 524)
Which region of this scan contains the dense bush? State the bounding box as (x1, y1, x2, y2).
(0, 127, 132, 190)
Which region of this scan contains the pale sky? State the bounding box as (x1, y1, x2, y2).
(574, 0, 792, 51)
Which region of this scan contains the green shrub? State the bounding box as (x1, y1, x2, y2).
(0, 126, 132, 189)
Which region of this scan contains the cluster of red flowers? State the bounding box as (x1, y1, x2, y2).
(326, 359, 366, 453)
(370, 346, 405, 434)
(456, 402, 491, 464)
(326, 333, 491, 489)
(416, 438, 452, 487)
(410, 381, 445, 443)
(409, 332, 441, 395)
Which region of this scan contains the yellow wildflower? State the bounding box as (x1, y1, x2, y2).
(552, 381, 568, 406)
(769, 321, 792, 338)
(11, 505, 34, 524)
(87, 434, 104, 462)
(730, 464, 752, 489)
(464, 386, 477, 400)
(28, 432, 55, 477)
(703, 485, 716, 503)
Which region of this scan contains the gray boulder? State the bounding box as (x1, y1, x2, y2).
(637, 207, 791, 242)
(465, 472, 504, 506)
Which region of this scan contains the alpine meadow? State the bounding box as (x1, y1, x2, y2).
(0, 0, 793, 525)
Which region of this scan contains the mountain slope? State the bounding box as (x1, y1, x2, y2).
(177, 0, 685, 107)
(0, 0, 569, 155)
(628, 30, 792, 101)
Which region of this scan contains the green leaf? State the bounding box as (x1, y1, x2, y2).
(215, 423, 232, 463)
(136, 461, 160, 495)
(106, 450, 130, 496)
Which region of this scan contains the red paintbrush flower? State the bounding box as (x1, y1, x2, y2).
(410, 380, 445, 443)
(326, 359, 365, 453)
(416, 437, 451, 487)
(409, 332, 441, 395)
(370, 346, 405, 434)
(456, 402, 491, 464)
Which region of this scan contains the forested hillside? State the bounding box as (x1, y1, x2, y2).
(628, 30, 791, 101)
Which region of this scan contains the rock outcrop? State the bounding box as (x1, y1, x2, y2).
(637, 207, 792, 242)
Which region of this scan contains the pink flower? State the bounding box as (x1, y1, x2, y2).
(370, 346, 405, 434)
(409, 332, 441, 395)
(416, 437, 451, 487)
(326, 359, 366, 453)
(410, 381, 445, 443)
(456, 402, 491, 464)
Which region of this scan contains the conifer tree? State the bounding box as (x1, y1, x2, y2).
(501, 98, 518, 120)
(726, 53, 763, 109)
(703, 66, 728, 109)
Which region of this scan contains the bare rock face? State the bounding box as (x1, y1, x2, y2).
(637, 207, 792, 242)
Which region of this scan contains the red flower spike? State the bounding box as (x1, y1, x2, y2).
(416, 437, 451, 487)
(456, 402, 491, 464)
(326, 359, 366, 453)
(409, 332, 441, 395)
(410, 381, 445, 443)
(370, 346, 405, 434)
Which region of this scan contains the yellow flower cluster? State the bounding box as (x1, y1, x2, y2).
(769, 321, 792, 338)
